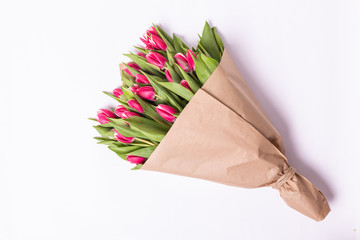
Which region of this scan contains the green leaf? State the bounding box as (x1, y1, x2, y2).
(109, 145, 142, 154)
(157, 81, 194, 101)
(173, 34, 187, 55)
(141, 71, 184, 111)
(93, 125, 114, 138)
(200, 54, 219, 73)
(194, 54, 212, 85)
(125, 116, 168, 142)
(199, 21, 221, 61)
(166, 50, 175, 66)
(134, 46, 148, 55)
(127, 146, 156, 158)
(121, 70, 135, 87)
(165, 64, 181, 83)
(131, 164, 143, 170)
(124, 53, 164, 77)
(175, 64, 200, 92)
(103, 91, 128, 104)
(110, 119, 149, 139)
(197, 41, 211, 57)
(212, 27, 224, 54)
(121, 86, 135, 100)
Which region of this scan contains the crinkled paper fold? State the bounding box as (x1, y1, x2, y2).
(142, 49, 330, 221)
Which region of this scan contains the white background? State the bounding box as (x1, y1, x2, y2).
(1, 0, 359, 239)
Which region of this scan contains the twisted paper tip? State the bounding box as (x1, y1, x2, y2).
(273, 166, 296, 189)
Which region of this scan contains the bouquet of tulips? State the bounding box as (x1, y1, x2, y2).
(91, 22, 223, 168)
(91, 22, 330, 221)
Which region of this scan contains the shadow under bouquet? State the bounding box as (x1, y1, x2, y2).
(91, 22, 330, 221)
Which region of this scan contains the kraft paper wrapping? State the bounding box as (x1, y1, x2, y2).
(141, 49, 330, 221)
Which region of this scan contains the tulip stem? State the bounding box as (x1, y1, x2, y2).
(134, 137, 157, 146)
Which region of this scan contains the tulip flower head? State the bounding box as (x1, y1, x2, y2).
(180, 79, 192, 92)
(186, 49, 197, 71)
(135, 74, 150, 84)
(140, 26, 167, 50)
(174, 53, 191, 72)
(97, 109, 116, 124)
(114, 129, 134, 143)
(146, 52, 167, 69)
(127, 155, 147, 164)
(137, 52, 146, 58)
(129, 84, 140, 93)
(165, 69, 173, 82)
(113, 88, 123, 98)
(114, 105, 128, 118)
(128, 99, 144, 113)
(156, 104, 177, 122)
(115, 105, 141, 119)
(149, 34, 167, 50)
(136, 86, 156, 101)
(124, 62, 141, 77)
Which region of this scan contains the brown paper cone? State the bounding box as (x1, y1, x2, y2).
(142, 50, 330, 221)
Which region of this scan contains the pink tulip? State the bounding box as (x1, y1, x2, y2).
(114, 105, 128, 117)
(146, 52, 167, 69)
(114, 129, 134, 143)
(136, 86, 156, 101)
(128, 99, 144, 113)
(180, 79, 192, 92)
(140, 26, 160, 50)
(156, 104, 177, 122)
(174, 53, 190, 72)
(137, 52, 146, 58)
(113, 88, 123, 98)
(97, 109, 116, 124)
(127, 155, 147, 164)
(149, 34, 167, 50)
(147, 26, 158, 36)
(121, 111, 141, 119)
(186, 49, 196, 71)
(124, 63, 141, 77)
(135, 74, 150, 84)
(129, 84, 140, 93)
(165, 69, 173, 82)
(114, 105, 141, 119)
(140, 34, 153, 50)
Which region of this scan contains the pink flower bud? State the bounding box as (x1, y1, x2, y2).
(174, 53, 190, 72)
(137, 52, 146, 58)
(140, 34, 153, 50)
(124, 62, 141, 77)
(135, 74, 150, 84)
(113, 88, 123, 98)
(140, 27, 158, 50)
(156, 104, 177, 122)
(129, 84, 140, 93)
(180, 79, 192, 92)
(127, 155, 147, 164)
(186, 49, 196, 71)
(121, 111, 141, 119)
(114, 129, 134, 143)
(146, 52, 167, 69)
(136, 86, 156, 101)
(97, 109, 116, 124)
(149, 34, 167, 50)
(165, 69, 173, 82)
(128, 99, 144, 113)
(114, 105, 128, 118)
(147, 26, 158, 36)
